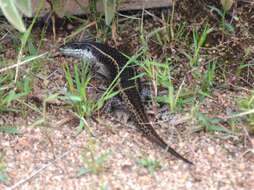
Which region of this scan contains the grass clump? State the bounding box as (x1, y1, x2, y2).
(78, 139, 111, 176)
(137, 157, 161, 175)
(237, 91, 254, 134)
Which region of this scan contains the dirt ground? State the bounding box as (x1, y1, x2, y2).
(1, 1, 254, 190)
(0, 106, 253, 190)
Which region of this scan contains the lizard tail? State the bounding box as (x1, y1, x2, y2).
(145, 125, 193, 165)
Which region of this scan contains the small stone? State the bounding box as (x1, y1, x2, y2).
(208, 146, 215, 155)
(186, 181, 193, 189)
(239, 163, 245, 171)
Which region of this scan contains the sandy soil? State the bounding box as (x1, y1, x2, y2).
(0, 108, 253, 190)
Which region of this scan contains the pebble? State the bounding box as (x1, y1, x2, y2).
(208, 146, 215, 155)
(186, 181, 193, 189)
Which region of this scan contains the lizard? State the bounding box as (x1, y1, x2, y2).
(59, 41, 193, 165)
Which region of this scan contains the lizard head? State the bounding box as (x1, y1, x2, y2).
(59, 42, 96, 61)
(59, 42, 112, 79)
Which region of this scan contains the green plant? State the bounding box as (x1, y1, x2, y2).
(184, 25, 213, 67)
(78, 140, 111, 176)
(201, 61, 216, 93)
(0, 0, 32, 32)
(64, 62, 94, 118)
(146, 20, 188, 46)
(140, 58, 184, 113)
(99, 182, 110, 190)
(0, 0, 49, 122)
(208, 0, 234, 39)
(137, 157, 161, 175)
(103, 0, 117, 26)
(237, 92, 254, 134)
(0, 52, 48, 115)
(160, 1, 188, 43)
(0, 126, 19, 134)
(64, 60, 120, 113)
(158, 62, 184, 113)
(192, 106, 232, 133)
(144, 0, 188, 44)
(78, 151, 110, 175)
(86, 0, 118, 40)
(0, 73, 31, 113)
(63, 60, 120, 133)
(236, 47, 253, 77)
